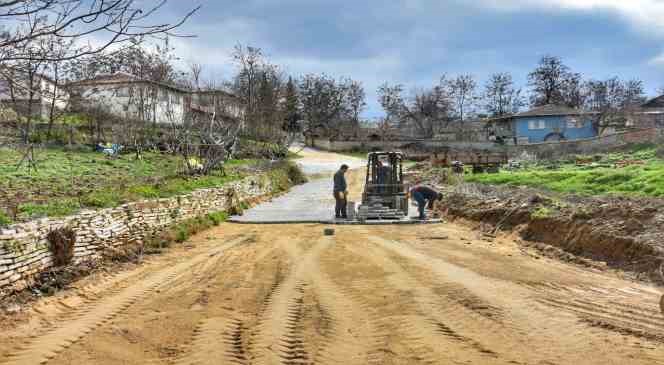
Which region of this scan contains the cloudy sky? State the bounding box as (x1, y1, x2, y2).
(160, 0, 664, 118)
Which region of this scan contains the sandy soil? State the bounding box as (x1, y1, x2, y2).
(1, 149, 664, 364)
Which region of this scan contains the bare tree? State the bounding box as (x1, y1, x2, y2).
(345, 79, 366, 127)
(299, 73, 350, 139)
(528, 55, 573, 106)
(188, 62, 203, 91)
(0, 44, 48, 146)
(232, 44, 264, 135)
(0, 0, 199, 63)
(44, 35, 74, 138)
(585, 77, 646, 133)
(375, 116, 394, 141)
(447, 74, 477, 121)
(560, 72, 586, 109)
(483, 72, 524, 116)
(378, 80, 451, 138)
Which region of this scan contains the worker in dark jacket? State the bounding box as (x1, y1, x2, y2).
(333, 164, 349, 219)
(410, 185, 443, 220)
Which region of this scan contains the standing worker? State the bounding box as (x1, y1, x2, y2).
(410, 185, 443, 220)
(334, 164, 350, 219)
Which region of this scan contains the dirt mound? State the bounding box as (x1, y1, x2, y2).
(412, 169, 664, 282)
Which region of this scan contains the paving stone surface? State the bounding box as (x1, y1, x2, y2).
(231, 148, 425, 224)
(231, 149, 364, 223)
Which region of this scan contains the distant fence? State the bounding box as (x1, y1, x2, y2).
(309, 138, 495, 152)
(511, 128, 664, 159)
(310, 128, 664, 160)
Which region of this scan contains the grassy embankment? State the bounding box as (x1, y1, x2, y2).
(0, 146, 292, 223)
(465, 146, 664, 198)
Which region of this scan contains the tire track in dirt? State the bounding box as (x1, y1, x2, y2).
(248, 235, 314, 364)
(161, 236, 288, 365)
(526, 282, 664, 344)
(0, 236, 249, 365)
(367, 232, 664, 364)
(342, 238, 503, 364)
(248, 233, 376, 365)
(175, 318, 248, 365)
(307, 236, 377, 365)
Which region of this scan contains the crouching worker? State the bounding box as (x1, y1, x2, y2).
(334, 164, 350, 219)
(410, 185, 443, 220)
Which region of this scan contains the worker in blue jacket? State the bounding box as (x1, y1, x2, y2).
(410, 185, 443, 220)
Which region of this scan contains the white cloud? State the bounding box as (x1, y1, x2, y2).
(648, 51, 664, 66)
(478, 0, 664, 35)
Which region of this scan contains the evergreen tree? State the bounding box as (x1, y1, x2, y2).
(283, 77, 301, 133)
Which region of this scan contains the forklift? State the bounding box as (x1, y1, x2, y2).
(357, 152, 410, 220)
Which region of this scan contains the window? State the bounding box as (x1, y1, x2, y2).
(567, 118, 577, 128)
(528, 120, 546, 130)
(115, 87, 129, 97)
(172, 94, 181, 105)
(566, 117, 585, 129)
(160, 90, 169, 102)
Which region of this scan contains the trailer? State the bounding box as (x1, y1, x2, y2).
(430, 149, 508, 173)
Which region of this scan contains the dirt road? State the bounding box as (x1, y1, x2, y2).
(1, 149, 664, 364)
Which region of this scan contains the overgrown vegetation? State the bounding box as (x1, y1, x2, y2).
(143, 211, 229, 253)
(467, 146, 664, 197)
(0, 211, 12, 227)
(266, 161, 308, 193)
(0, 147, 255, 221)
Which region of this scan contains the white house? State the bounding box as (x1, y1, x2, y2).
(0, 69, 69, 120)
(67, 73, 244, 126)
(189, 89, 244, 122)
(67, 72, 188, 125)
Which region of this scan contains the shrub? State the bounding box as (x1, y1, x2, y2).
(175, 227, 189, 243)
(0, 211, 12, 227)
(285, 161, 307, 185)
(81, 190, 122, 208)
(531, 206, 554, 220)
(47, 227, 76, 266)
(207, 211, 228, 225)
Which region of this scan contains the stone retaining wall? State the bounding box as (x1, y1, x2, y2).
(0, 175, 273, 297)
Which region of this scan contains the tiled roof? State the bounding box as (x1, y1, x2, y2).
(66, 72, 188, 93)
(515, 104, 593, 117)
(642, 95, 664, 109)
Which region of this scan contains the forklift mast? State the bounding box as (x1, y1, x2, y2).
(359, 152, 409, 219)
(364, 152, 404, 195)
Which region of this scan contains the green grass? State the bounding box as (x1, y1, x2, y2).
(466, 147, 664, 198)
(0, 146, 255, 221)
(144, 211, 230, 253)
(531, 206, 554, 219)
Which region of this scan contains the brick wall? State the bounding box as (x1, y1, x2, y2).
(0, 175, 274, 296)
